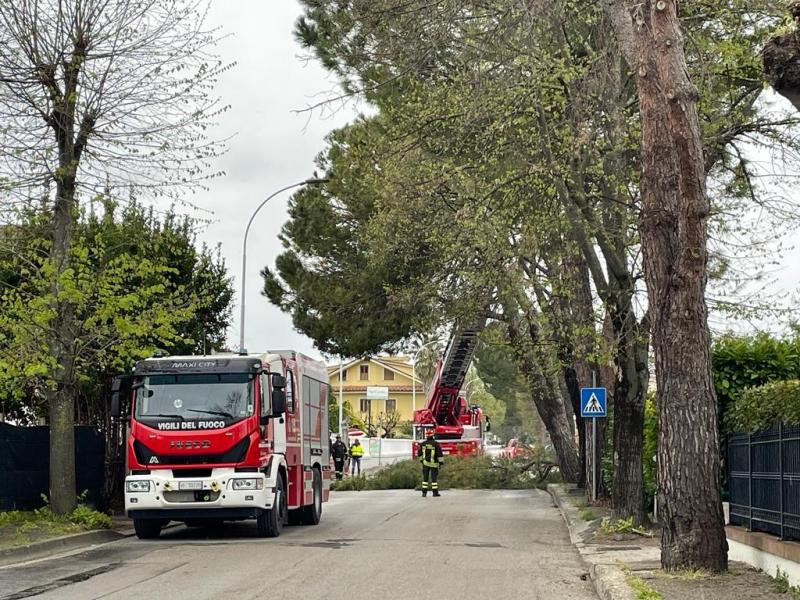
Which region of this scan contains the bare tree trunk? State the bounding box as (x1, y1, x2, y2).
(608, 302, 649, 526)
(562, 364, 586, 488)
(48, 178, 78, 515)
(604, 0, 727, 571)
(503, 299, 581, 483)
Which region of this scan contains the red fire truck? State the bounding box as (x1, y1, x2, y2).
(412, 320, 490, 458)
(111, 351, 331, 539)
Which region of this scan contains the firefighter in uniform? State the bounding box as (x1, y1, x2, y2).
(330, 435, 348, 480)
(417, 428, 444, 497)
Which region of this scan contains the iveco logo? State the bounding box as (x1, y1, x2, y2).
(169, 440, 211, 449)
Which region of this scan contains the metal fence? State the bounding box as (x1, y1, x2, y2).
(728, 425, 800, 540)
(0, 422, 105, 511)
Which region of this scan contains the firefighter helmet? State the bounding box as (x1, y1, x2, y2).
(425, 428, 435, 437)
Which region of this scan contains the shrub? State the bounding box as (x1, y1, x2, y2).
(68, 505, 112, 529)
(726, 379, 800, 432)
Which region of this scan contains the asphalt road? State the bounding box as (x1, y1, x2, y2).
(0, 489, 596, 600)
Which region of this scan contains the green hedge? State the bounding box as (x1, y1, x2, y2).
(713, 333, 800, 430)
(726, 379, 800, 432)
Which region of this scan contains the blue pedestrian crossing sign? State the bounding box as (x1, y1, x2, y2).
(581, 388, 607, 418)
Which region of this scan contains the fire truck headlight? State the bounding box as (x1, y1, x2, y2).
(126, 480, 151, 493)
(232, 478, 263, 491)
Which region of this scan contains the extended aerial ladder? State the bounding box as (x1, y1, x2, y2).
(411, 319, 490, 457)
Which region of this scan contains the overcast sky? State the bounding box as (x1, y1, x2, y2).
(191, 1, 359, 362)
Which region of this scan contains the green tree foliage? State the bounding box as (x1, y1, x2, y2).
(474, 324, 539, 442)
(0, 201, 233, 425)
(262, 119, 437, 357)
(0, 0, 229, 515)
(463, 365, 506, 433)
(280, 0, 800, 518)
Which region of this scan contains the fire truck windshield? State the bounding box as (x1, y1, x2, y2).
(134, 373, 254, 429)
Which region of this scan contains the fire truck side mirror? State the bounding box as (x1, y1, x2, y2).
(271, 389, 286, 416)
(271, 374, 286, 389)
(485, 416, 491, 432)
(110, 376, 132, 419)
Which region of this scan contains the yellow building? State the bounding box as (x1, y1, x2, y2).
(327, 356, 423, 432)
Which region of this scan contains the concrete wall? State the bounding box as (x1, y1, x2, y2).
(348, 436, 412, 458)
(727, 526, 800, 587)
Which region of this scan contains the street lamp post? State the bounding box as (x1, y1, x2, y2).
(238, 178, 327, 353)
(339, 356, 344, 439)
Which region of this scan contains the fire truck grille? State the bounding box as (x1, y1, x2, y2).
(134, 438, 249, 466)
(164, 490, 221, 503)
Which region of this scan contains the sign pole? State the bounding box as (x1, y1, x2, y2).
(339, 357, 344, 439)
(592, 370, 597, 502)
(580, 379, 606, 505)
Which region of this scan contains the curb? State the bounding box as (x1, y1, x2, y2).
(547, 483, 584, 546)
(0, 529, 128, 567)
(591, 564, 637, 600)
(547, 484, 636, 600)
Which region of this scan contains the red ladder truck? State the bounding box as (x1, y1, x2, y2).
(111, 351, 330, 539)
(411, 320, 490, 458)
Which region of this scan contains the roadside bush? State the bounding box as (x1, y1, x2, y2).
(726, 379, 800, 432)
(67, 504, 113, 529)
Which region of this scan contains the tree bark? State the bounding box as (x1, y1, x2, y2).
(604, 0, 728, 571)
(48, 177, 78, 515)
(763, 2, 800, 112)
(502, 299, 582, 483)
(608, 298, 649, 526)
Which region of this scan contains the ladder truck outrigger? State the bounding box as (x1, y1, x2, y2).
(412, 320, 490, 458)
(110, 351, 331, 540)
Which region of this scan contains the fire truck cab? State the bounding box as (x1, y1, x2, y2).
(111, 351, 330, 539)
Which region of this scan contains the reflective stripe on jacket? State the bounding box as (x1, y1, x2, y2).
(418, 438, 443, 468)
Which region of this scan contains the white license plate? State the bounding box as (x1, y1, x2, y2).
(179, 481, 202, 490)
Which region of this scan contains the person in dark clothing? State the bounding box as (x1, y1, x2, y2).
(330, 435, 348, 480)
(417, 428, 444, 497)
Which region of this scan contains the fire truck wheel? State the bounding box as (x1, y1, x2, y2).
(256, 476, 286, 537)
(300, 468, 322, 525)
(133, 519, 162, 539)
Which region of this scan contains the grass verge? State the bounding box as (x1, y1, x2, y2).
(772, 568, 800, 599)
(620, 564, 663, 600)
(0, 502, 112, 549)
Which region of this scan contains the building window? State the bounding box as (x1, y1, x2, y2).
(337, 369, 346, 381)
(360, 398, 370, 413)
(386, 399, 396, 413)
(360, 365, 369, 380)
(384, 368, 394, 381)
